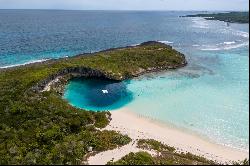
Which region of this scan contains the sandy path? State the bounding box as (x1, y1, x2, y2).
(87, 140, 156, 165)
(88, 141, 139, 165)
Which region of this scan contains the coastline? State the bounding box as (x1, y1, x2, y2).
(0, 59, 49, 69)
(1, 9, 249, 165)
(103, 108, 249, 164)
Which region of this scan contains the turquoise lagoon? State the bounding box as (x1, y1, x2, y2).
(63, 17, 249, 152)
(0, 10, 248, 152)
(64, 47, 249, 152)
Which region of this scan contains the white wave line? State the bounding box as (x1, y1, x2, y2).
(0, 59, 49, 69)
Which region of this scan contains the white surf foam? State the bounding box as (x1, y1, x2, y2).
(0, 59, 49, 69)
(130, 43, 140, 46)
(234, 30, 249, 38)
(200, 41, 249, 51)
(223, 41, 236, 45)
(158, 40, 174, 44)
(191, 17, 210, 29)
(192, 44, 200, 47)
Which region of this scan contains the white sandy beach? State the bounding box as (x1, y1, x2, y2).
(88, 108, 249, 165)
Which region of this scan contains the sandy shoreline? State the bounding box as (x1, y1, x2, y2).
(98, 108, 248, 164)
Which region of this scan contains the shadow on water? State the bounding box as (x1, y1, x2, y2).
(63, 77, 133, 111)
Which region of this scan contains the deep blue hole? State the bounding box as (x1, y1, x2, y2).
(63, 77, 133, 111)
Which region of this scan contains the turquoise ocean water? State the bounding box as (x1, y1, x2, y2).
(0, 10, 248, 152)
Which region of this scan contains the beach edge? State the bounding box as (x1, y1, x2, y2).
(101, 108, 249, 164)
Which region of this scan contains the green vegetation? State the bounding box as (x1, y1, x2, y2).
(107, 151, 216, 165)
(137, 139, 175, 152)
(108, 139, 217, 165)
(108, 151, 249, 165)
(183, 12, 249, 23)
(108, 139, 249, 165)
(232, 159, 249, 165)
(107, 152, 155, 165)
(0, 41, 186, 164)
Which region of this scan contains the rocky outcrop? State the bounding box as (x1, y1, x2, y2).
(32, 67, 114, 92)
(32, 41, 187, 93)
(32, 59, 187, 93)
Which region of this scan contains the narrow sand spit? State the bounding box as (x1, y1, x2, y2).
(87, 108, 249, 165)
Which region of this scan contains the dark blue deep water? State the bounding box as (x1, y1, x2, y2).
(63, 77, 133, 111)
(1, 10, 190, 67)
(0, 9, 240, 67)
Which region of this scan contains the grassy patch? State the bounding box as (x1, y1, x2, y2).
(137, 139, 175, 152)
(107, 152, 155, 165)
(135, 139, 217, 165)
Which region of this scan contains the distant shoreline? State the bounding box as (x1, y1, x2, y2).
(182, 11, 249, 23)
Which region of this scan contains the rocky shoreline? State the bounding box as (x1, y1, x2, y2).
(31, 41, 187, 93)
(34, 62, 187, 94)
(32, 67, 112, 93)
